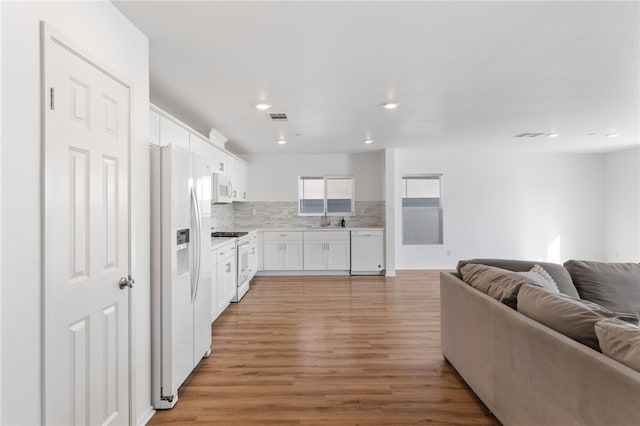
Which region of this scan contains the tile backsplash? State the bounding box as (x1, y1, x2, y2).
(211, 203, 234, 229)
(211, 201, 385, 230)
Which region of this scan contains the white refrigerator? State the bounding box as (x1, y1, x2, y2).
(151, 144, 212, 409)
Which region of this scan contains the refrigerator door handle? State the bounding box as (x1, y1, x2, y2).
(190, 186, 202, 302)
(194, 188, 202, 300)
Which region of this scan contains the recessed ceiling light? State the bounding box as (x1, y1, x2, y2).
(363, 139, 374, 144)
(606, 132, 619, 138)
(381, 102, 399, 110)
(547, 133, 559, 138)
(255, 102, 272, 110)
(277, 139, 287, 145)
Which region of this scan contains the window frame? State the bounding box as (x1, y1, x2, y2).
(401, 174, 444, 245)
(298, 175, 355, 216)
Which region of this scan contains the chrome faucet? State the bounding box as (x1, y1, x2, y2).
(320, 212, 331, 227)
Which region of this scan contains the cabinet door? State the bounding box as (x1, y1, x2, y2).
(210, 252, 218, 321)
(190, 133, 214, 165)
(283, 241, 304, 270)
(211, 147, 227, 174)
(227, 157, 239, 200)
(159, 116, 189, 150)
(304, 241, 326, 270)
(226, 255, 237, 301)
(327, 240, 350, 270)
(248, 243, 257, 278)
(263, 241, 282, 270)
(237, 161, 248, 201)
(216, 260, 230, 315)
(149, 109, 160, 145)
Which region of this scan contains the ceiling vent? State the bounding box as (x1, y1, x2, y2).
(267, 112, 289, 121)
(514, 132, 545, 138)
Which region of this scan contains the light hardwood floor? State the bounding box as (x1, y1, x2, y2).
(149, 271, 499, 425)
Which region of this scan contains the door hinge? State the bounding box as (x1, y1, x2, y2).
(50, 87, 55, 110)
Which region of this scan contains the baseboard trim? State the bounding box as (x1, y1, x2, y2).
(137, 405, 155, 426)
(256, 270, 350, 276)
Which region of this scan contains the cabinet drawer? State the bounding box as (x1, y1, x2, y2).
(216, 242, 236, 262)
(263, 231, 303, 241)
(304, 230, 349, 241)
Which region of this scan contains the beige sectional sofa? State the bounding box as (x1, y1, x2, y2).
(440, 259, 640, 426)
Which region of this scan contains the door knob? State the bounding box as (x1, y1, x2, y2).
(119, 275, 135, 289)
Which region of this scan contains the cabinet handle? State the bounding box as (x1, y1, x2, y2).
(279, 234, 287, 237)
(219, 251, 224, 256)
(219, 162, 224, 172)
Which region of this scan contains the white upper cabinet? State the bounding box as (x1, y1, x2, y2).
(236, 161, 248, 201)
(149, 109, 160, 145)
(211, 147, 228, 175)
(190, 132, 214, 164)
(159, 115, 189, 150)
(151, 105, 249, 202)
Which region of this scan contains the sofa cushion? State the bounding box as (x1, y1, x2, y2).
(595, 318, 640, 373)
(517, 264, 560, 293)
(563, 260, 640, 316)
(460, 263, 537, 309)
(457, 258, 578, 297)
(517, 284, 638, 352)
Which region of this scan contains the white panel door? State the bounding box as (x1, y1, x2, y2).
(149, 109, 160, 145)
(43, 26, 130, 426)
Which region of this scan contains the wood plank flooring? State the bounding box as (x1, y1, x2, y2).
(149, 271, 499, 425)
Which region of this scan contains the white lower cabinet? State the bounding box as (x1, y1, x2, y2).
(210, 250, 218, 321)
(212, 240, 236, 322)
(303, 231, 350, 270)
(263, 232, 303, 270)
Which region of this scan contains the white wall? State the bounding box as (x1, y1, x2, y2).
(242, 151, 384, 202)
(392, 146, 606, 269)
(0, 3, 3, 420)
(1, 3, 151, 425)
(384, 149, 396, 276)
(603, 146, 640, 261)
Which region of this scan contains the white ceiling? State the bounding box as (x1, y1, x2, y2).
(113, 1, 639, 155)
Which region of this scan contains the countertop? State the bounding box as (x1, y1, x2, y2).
(210, 237, 236, 250)
(257, 227, 384, 232)
(210, 227, 384, 249)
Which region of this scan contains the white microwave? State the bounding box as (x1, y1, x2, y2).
(213, 173, 233, 203)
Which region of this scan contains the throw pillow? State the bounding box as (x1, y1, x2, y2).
(564, 260, 640, 316)
(457, 258, 579, 297)
(518, 284, 638, 352)
(595, 318, 640, 373)
(460, 263, 538, 309)
(517, 264, 560, 293)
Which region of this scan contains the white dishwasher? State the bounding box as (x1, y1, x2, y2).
(350, 230, 385, 275)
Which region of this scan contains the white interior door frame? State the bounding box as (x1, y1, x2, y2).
(40, 22, 136, 425)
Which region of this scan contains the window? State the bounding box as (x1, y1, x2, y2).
(402, 174, 443, 244)
(299, 176, 354, 215)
